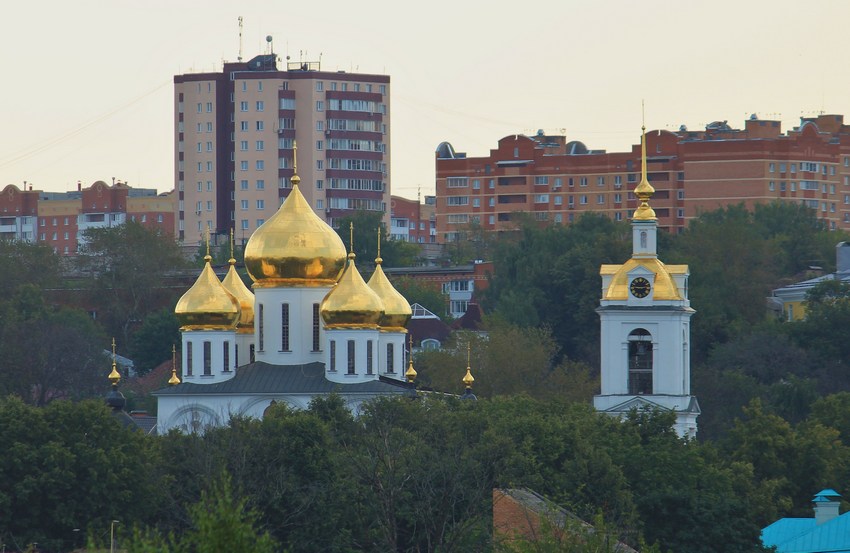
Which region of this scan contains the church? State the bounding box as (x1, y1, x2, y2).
(593, 124, 700, 437)
(153, 169, 415, 433)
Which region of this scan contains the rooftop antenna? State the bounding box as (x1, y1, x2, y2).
(266, 35, 273, 55)
(237, 16, 243, 62)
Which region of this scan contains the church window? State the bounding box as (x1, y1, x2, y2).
(347, 340, 356, 374)
(186, 342, 193, 376)
(366, 341, 373, 374)
(281, 303, 290, 351)
(640, 231, 647, 249)
(258, 304, 264, 351)
(203, 341, 212, 375)
(312, 303, 321, 352)
(223, 342, 230, 371)
(628, 329, 653, 395)
(249, 344, 255, 363)
(387, 343, 394, 373)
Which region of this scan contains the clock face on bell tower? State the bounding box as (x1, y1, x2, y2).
(629, 277, 651, 298)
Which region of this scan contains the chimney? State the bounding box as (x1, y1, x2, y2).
(837, 243, 850, 274)
(813, 489, 841, 525)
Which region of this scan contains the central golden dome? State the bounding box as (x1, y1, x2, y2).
(321, 254, 384, 328)
(244, 185, 346, 286)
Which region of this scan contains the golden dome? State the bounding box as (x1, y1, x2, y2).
(601, 258, 683, 301)
(367, 261, 412, 330)
(175, 255, 241, 329)
(321, 253, 384, 329)
(243, 185, 346, 286)
(222, 257, 255, 331)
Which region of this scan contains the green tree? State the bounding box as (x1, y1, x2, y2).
(335, 209, 421, 269)
(76, 221, 189, 348)
(129, 308, 181, 376)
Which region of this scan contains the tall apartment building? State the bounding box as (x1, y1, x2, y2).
(0, 180, 174, 255)
(436, 114, 850, 240)
(175, 53, 391, 247)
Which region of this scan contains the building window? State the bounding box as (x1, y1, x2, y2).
(223, 342, 230, 371)
(281, 303, 290, 351)
(257, 200, 265, 210)
(329, 341, 336, 371)
(241, 200, 249, 210)
(580, 177, 588, 187)
(628, 329, 653, 395)
(256, 179, 265, 190)
(316, 100, 324, 111)
(256, 160, 265, 171)
(366, 340, 373, 375)
(316, 81, 324, 92)
(186, 342, 193, 376)
(347, 340, 355, 375)
(256, 121, 264, 131)
(312, 303, 321, 352)
(256, 100, 264, 111)
(258, 304, 264, 351)
(240, 101, 248, 112)
(597, 176, 605, 186)
(386, 343, 394, 373)
(203, 341, 212, 376)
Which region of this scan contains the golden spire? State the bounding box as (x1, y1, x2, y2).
(205, 227, 211, 260)
(632, 101, 657, 221)
(291, 140, 300, 187)
(108, 337, 121, 386)
(405, 334, 417, 383)
(168, 344, 181, 386)
(349, 222, 355, 258)
(376, 226, 382, 265)
(229, 228, 236, 264)
(463, 342, 474, 389)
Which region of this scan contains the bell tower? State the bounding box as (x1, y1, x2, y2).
(593, 117, 699, 437)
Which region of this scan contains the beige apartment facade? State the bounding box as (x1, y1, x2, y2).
(175, 54, 390, 247)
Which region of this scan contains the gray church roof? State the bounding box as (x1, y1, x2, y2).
(151, 361, 416, 397)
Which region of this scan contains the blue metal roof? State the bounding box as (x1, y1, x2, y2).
(763, 511, 850, 553)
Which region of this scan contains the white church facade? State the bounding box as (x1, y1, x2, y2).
(593, 125, 700, 437)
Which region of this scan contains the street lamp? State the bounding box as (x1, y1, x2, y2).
(109, 520, 120, 553)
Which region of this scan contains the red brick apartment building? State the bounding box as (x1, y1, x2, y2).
(0, 180, 174, 255)
(436, 114, 850, 240)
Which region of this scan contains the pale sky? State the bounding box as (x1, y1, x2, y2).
(2, 0, 849, 200)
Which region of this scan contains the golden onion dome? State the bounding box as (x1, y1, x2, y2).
(367, 260, 412, 330)
(222, 257, 255, 330)
(601, 258, 683, 301)
(321, 253, 384, 329)
(243, 185, 346, 286)
(175, 255, 241, 329)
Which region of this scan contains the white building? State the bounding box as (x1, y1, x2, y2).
(593, 126, 700, 438)
(154, 173, 413, 433)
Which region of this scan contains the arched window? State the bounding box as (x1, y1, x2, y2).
(628, 328, 653, 395)
(640, 231, 647, 249)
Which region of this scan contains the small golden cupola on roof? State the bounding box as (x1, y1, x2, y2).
(367, 228, 412, 330)
(632, 115, 656, 222)
(243, 142, 347, 286)
(405, 334, 417, 383)
(222, 229, 255, 331)
(175, 235, 241, 330)
(320, 224, 385, 329)
(168, 344, 181, 386)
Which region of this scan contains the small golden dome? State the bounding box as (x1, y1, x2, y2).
(463, 367, 475, 388)
(321, 253, 384, 328)
(602, 258, 683, 301)
(175, 255, 241, 329)
(405, 358, 417, 383)
(367, 262, 412, 330)
(244, 185, 346, 286)
(632, 125, 656, 221)
(222, 258, 255, 330)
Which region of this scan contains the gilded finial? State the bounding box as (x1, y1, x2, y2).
(405, 334, 417, 383)
(348, 222, 355, 260)
(290, 140, 300, 187)
(375, 227, 382, 265)
(228, 228, 236, 264)
(632, 101, 656, 221)
(108, 337, 121, 386)
(168, 344, 181, 386)
(204, 228, 211, 261)
(463, 343, 474, 389)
